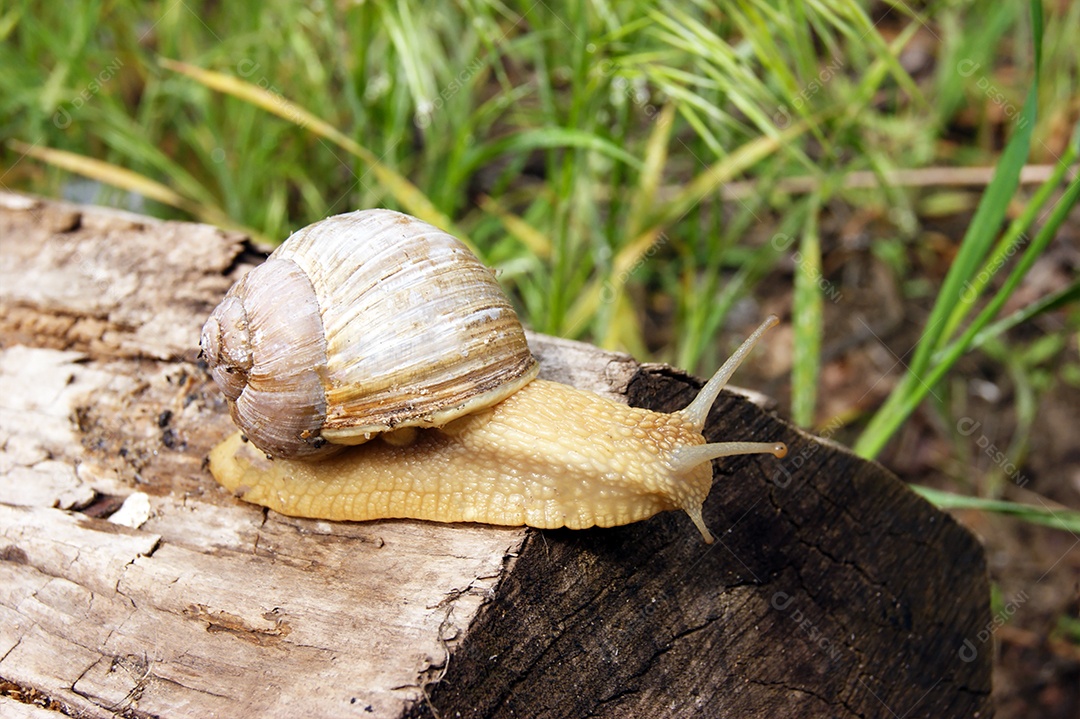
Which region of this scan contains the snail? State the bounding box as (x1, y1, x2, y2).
(202, 209, 787, 543)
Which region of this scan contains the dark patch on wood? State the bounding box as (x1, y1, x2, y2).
(0, 303, 122, 355)
(0, 676, 78, 715)
(76, 493, 129, 519)
(0, 545, 29, 564)
(73, 513, 154, 538)
(220, 238, 275, 275)
(183, 604, 292, 646)
(161, 427, 184, 451)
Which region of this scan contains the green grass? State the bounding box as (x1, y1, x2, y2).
(1, 0, 1077, 530)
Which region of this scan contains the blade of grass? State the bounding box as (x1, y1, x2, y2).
(921, 0, 1044, 367)
(912, 486, 1080, 533)
(477, 195, 553, 260)
(0, 7, 21, 41)
(854, 0, 1047, 458)
(6, 139, 265, 240)
(600, 102, 676, 348)
(676, 190, 809, 371)
(157, 58, 466, 246)
(812, 0, 928, 111)
(939, 138, 1079, 342)
(9, 139, 187, 208)
(462, 127, 645, 176)
(564, 121, 807, 335)
(655, 121, 812, 229)
(91, 112, 224, 212)
(954, 279, 1080, 358)
(603, 291, 648, 357)
(791, 191, 824, 427)
(857, 168, 1079, 458)
(626, 103, 676, 238)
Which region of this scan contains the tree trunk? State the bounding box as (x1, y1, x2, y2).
(0, 192, 992, 718)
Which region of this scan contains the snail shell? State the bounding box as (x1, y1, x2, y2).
(200, 210, 538, 460)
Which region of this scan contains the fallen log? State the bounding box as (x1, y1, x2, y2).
(0, 192, 992, 718)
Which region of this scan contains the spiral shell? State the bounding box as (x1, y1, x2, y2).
(200, 209, 539, 459)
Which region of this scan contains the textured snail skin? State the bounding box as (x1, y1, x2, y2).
(210, 381, 716, 540)
(209, 318, 788, 543)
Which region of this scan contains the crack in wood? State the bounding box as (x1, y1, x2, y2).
(180, 604, 293, 646)
(0, 304, 130, 358)
(2, 674, 85, 718)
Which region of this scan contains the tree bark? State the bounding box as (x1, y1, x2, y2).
(0, 192, 992, 718)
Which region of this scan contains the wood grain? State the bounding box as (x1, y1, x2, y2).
(0, 192, 992, 718)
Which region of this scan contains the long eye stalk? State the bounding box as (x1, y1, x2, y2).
(668, 441, 788, 477)
(668, 315, 788, 543)
(676, 315, 782, 431)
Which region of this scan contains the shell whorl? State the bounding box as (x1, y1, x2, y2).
(201, 209, 538, 460)
(201, 257, 330, 458)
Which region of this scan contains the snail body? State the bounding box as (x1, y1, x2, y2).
(203, 210, 786, 543)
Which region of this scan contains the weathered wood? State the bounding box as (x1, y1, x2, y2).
(0, 192, 992, 718)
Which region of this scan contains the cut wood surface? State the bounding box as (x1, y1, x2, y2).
(0, 193, 992, 718)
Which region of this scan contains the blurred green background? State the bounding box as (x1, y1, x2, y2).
(1, 0, 1076, 458)
(2, 1, 1079, 713)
